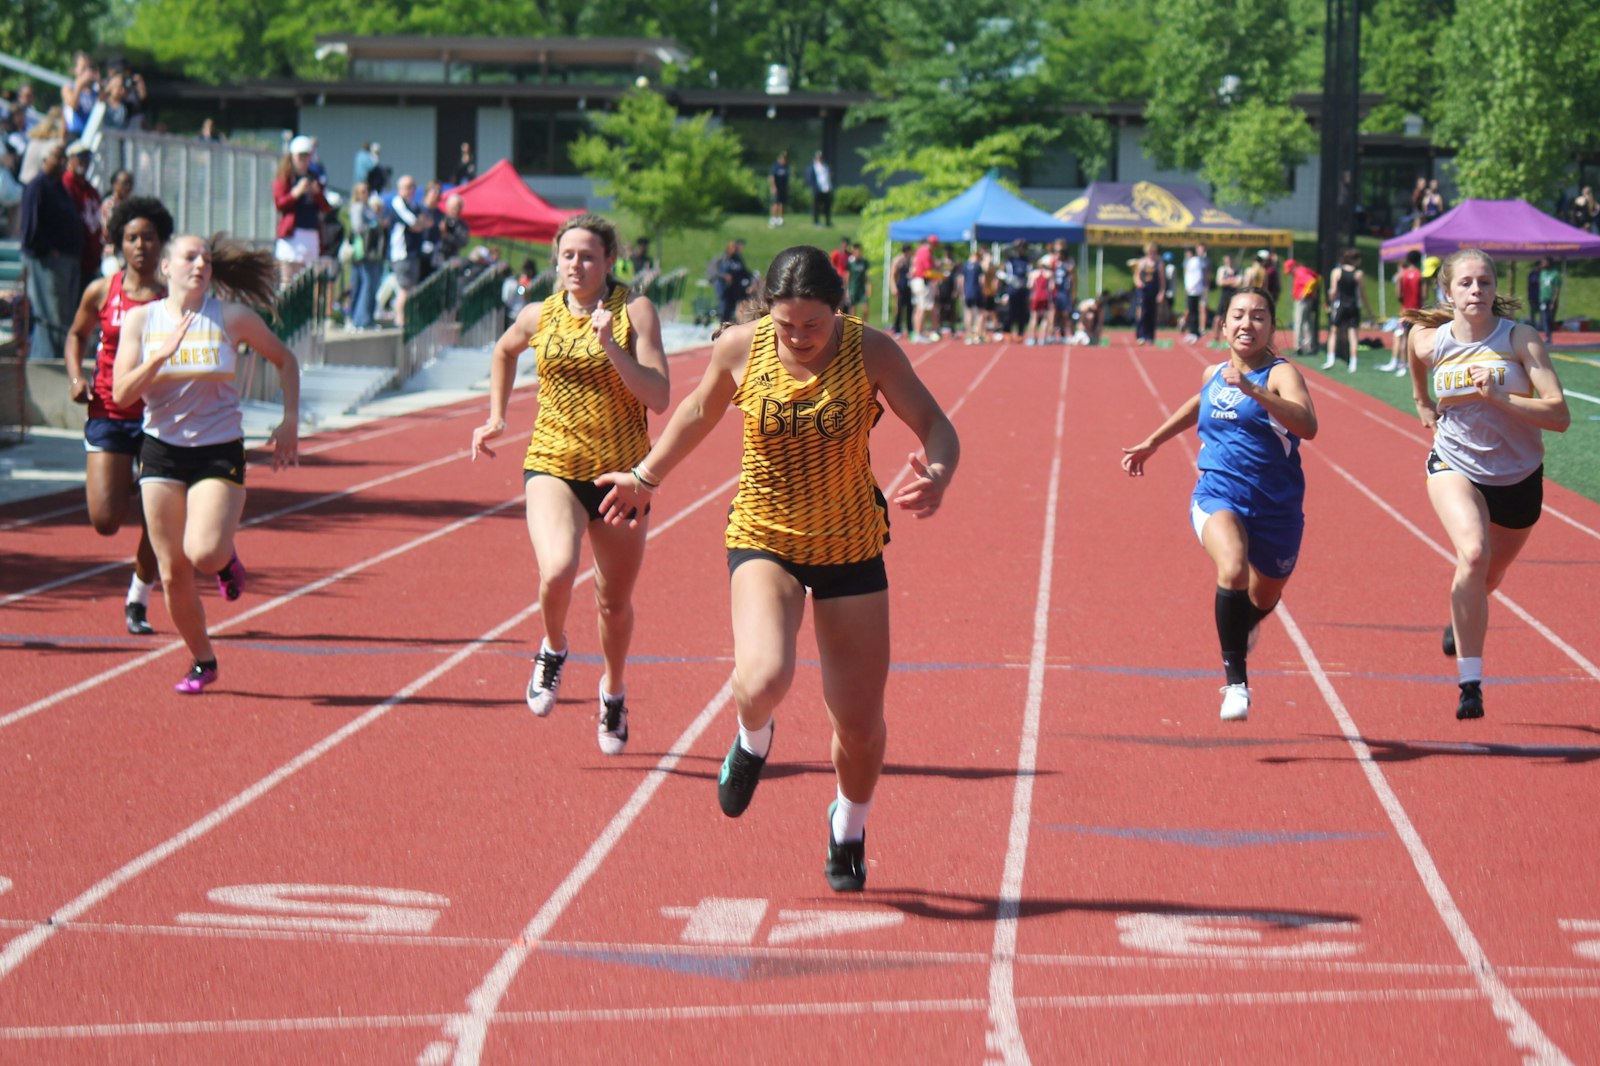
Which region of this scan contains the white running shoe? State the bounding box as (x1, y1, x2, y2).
(1321, 356, 1336, 370)
(597, 689, 629, 755)
(525, 645, 567, 717)
(1219, 684, 1251, 722)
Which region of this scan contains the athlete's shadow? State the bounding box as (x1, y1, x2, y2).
(656, 755, 1052, 785)
(863, 888, 1360, 927)
(1262, 733, 1600, 766)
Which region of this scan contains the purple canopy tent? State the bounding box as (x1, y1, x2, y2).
(1378, 199, 1600, 317)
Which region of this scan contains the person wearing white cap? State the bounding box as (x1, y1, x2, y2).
(273, 135, 329, 281)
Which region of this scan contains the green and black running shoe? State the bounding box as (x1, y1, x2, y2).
(824, 801, 867, 892)
(717, 728, 770, 817)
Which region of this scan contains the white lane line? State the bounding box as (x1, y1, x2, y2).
(0, 474, 737, 982)
(1275, 605, 1574, 1066)
(1308, 379, 1600, 543)
(1315, 451, 1600, 684)
(0, 489, 525, 730)
(24, 918, 1600, 980)
(429, 675, 738, 1066)
(428, 343, 1008, 1066)
(0, 500, 82, 533)
(1154, 348, 1577, 1064)
(985, 345, 1063, 1066)
(12, 984, 1600, 1043)
(0, 434, 509, 609)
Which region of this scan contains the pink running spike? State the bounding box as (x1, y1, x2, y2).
(175, 665, 218, 694)
(217, 551, 247, 601)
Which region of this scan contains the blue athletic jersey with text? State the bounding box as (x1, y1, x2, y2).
(1195, 359, 1304, 518)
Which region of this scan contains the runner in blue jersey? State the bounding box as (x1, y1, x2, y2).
(1121, 287, 1319, 722)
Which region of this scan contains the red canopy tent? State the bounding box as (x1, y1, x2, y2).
(451, 159, 577, 243)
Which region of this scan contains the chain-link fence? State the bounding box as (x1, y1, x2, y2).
(95, 129, 279, 246)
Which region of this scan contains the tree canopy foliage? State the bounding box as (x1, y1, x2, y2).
(568, 87, 749, 255)
(9, 0, 1598, 210)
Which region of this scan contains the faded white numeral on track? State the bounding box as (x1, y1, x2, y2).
(1117, 912, 1361, 959)
(1559, 918, 1600, 962)
(176, 884, 449, 934)
(0, 876, 10, 897)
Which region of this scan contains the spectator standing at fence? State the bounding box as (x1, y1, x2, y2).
(10, 84, 43, 133)
(386, 175, 426, 327)
(18, 142, 81, 360)
(64, 195, 173, 634)
(437, 193, 471, 267)
(112, 235, 300, 694)
(1181, 245, 1209, 342)
(346, 182, 385, 330)
(99, 168, 134, 267)
(60, 141, 102, 299)
(96, 70, 142, 132)
(453, 142, 476, 186)
(61, 53, 99, 138)
(502, 258, 538, 317)
(808, 151, 833, 227)
(198, 117, 223, 143)
(273, 135, 329, 285)
(19, 106, 64, 184)
(470, 213, 670, 754)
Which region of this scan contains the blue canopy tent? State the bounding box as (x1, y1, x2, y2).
(883, 173, 1084, 321)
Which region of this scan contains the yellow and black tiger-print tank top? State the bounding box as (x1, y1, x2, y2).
(725, 314, 888, 565)
(523, 283, 649, 480)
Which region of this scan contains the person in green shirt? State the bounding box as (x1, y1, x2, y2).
(847, 242, 871, 325)
(1537, 260, 1561, 343)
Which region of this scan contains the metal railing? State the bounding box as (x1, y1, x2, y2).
(459, 263, 510, 348)
(94, 129, 280, 245)
(401, 263, 461, 380)
(241, 262, 336, 406)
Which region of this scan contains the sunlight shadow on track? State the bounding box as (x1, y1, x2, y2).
(1261, 734, 1600, 766)
(873, 889, 1360, 927)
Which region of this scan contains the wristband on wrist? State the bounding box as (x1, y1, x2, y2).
(634, 462, 661, 488)
(631, 467, 657, 494)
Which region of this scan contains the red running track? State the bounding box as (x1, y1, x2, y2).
(0, 336, 1597, 1064)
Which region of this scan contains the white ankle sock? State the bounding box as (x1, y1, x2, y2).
(1457, 656, 1483, 685)
(541, 636, 567, 658)
(600, 681, 624, 706)
(831, 790, 870, 843)
(738, 719, 773, 758)
(128, 573, 153, 606)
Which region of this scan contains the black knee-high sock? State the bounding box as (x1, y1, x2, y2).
(1248, 598, 1275, 628)
(1216, 587, 1254, 686)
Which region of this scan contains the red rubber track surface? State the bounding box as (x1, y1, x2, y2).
(1, 336, 1596, 1065)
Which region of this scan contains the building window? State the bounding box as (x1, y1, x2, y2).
(514, 111, 590, 176)
(351, 59, 445, 83)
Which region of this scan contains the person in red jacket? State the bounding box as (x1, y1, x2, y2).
(272, 135, 329, 284)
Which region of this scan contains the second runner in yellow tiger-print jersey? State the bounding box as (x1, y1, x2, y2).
(725, 313, 887, 565)
(523, 283, 649, 480)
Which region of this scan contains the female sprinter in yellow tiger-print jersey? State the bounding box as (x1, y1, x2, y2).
(597, 246, 959, 892)
(471, 215, 670, 755)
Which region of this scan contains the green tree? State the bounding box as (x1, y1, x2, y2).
(1432, 0, 1594, 200)
(569, 87, 749, 268)
(1361, 0, 1454, 133)
(1143, 0, 1313, 209)
(0, 0, 110, 78)
(851, 0, 1087, 176)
